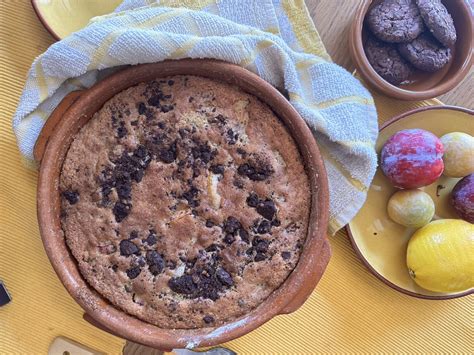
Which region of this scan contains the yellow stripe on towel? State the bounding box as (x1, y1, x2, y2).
(318, 144, 368, 193)
(169, 37, 200, 59)
(34, 60, 49, 102)
(295, 57, 326, 70)
(88, 9, 187, 70)
(281, 0, 330, 59)
(240, 39, 275, 68)
(265, 26, 280, 35)
(291, 92, 374, 110)
(328, 216, 343, 233)
(316, 95, 375, 109)
(158, 0, 215, 10)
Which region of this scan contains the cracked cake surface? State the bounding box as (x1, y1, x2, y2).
(60, 75, 311, 329)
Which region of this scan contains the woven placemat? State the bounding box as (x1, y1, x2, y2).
(0, 1, 471, 353)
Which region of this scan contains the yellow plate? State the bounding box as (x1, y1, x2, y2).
(32, 0, 121, 40)
(348, 106, 474, 299)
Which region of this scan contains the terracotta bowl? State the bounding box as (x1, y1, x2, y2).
(349, 0, 473, 101)
(36, 59, 330, 350)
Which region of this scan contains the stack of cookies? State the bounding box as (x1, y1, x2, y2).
(364, 0, 457, 85)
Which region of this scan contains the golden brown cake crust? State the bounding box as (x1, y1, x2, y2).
(60, 75, 310, 329)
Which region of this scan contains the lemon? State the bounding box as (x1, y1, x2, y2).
(407, 219, 474, 293)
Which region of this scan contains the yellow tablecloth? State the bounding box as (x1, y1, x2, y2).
(0, 1, 472, 354)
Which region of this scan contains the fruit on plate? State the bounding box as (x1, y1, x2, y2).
(381, 129, 444, 189)
(407, 219, 474, 293)
(451, 174, 474, 223)
(440, 132, 474, 177)
(387, 190, 434, 228)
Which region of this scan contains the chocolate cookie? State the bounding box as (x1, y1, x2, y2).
(365, 36, 412, 85)
(367, 0, 424, 43)
(416, 0, 456, 47)
(398, 32, 452, 72)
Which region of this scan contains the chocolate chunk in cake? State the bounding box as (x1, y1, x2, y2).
(256, 200, 277, 220)
(62, 190, 79, 205)
(126, 266, 141, 279)
(119, 240, 139, 256)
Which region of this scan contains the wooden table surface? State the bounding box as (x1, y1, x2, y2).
(126, 1, 472, 353)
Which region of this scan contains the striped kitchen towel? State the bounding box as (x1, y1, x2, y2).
(12, 0, 378, 233)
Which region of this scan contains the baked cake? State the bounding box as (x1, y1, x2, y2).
(60, 75, 310, 329)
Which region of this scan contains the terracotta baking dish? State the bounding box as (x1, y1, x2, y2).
(35, 60, 330, 350)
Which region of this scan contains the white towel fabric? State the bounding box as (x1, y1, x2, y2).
(12, 0, 378, 234)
